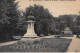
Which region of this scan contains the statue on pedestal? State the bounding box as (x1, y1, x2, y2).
(23, 12, 38, 38)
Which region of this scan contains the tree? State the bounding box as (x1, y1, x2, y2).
(58, 15, 74, 31)
(24, 5, 55, 36)
(75, 15, 80, 35)
(0, 0, 11, 40)
(57, 15, 78, 34)
(0, 0, 21, 40)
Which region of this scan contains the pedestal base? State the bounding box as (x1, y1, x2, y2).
(21, 34, 38, 40)
(22, 34, 38, 38)
(22, 20, 38, 38)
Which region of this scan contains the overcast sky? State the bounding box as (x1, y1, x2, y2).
(16, 0, 80, 17)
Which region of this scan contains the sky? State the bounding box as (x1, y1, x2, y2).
(16, 0, 80, 17)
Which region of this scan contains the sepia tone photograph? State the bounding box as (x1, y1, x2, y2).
(0, 0, 80, 52)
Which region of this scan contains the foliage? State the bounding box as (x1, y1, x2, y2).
(24, 5, 56, 36)
(75, 15, 80, 34)
(57, 15, 76, 33)
(0, 0, 79, 40)
(0, 0, 23, 40)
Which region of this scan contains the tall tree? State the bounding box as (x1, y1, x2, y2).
(6, 0, 20, 28)
(58, 15, 77, 34)
(24, 5, 55, 36)
(58, 15, 74, 30)
(0, 0, 21, 40)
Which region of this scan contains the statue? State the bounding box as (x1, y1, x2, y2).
(23, 11, 38, 38)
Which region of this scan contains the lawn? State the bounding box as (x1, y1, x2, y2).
(61, 35, 74, 37)
(0, 38, 72, 52)
(55, 34, 74, 37)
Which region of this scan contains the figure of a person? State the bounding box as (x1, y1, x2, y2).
(76, 27, 79, 38)
(76, 32, 79, 38)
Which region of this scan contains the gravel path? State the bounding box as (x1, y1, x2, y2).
(0, 41, 17, 47)
(67, 35, 80, 52)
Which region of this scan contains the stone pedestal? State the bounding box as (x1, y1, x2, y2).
(23, 20, 38, 38)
